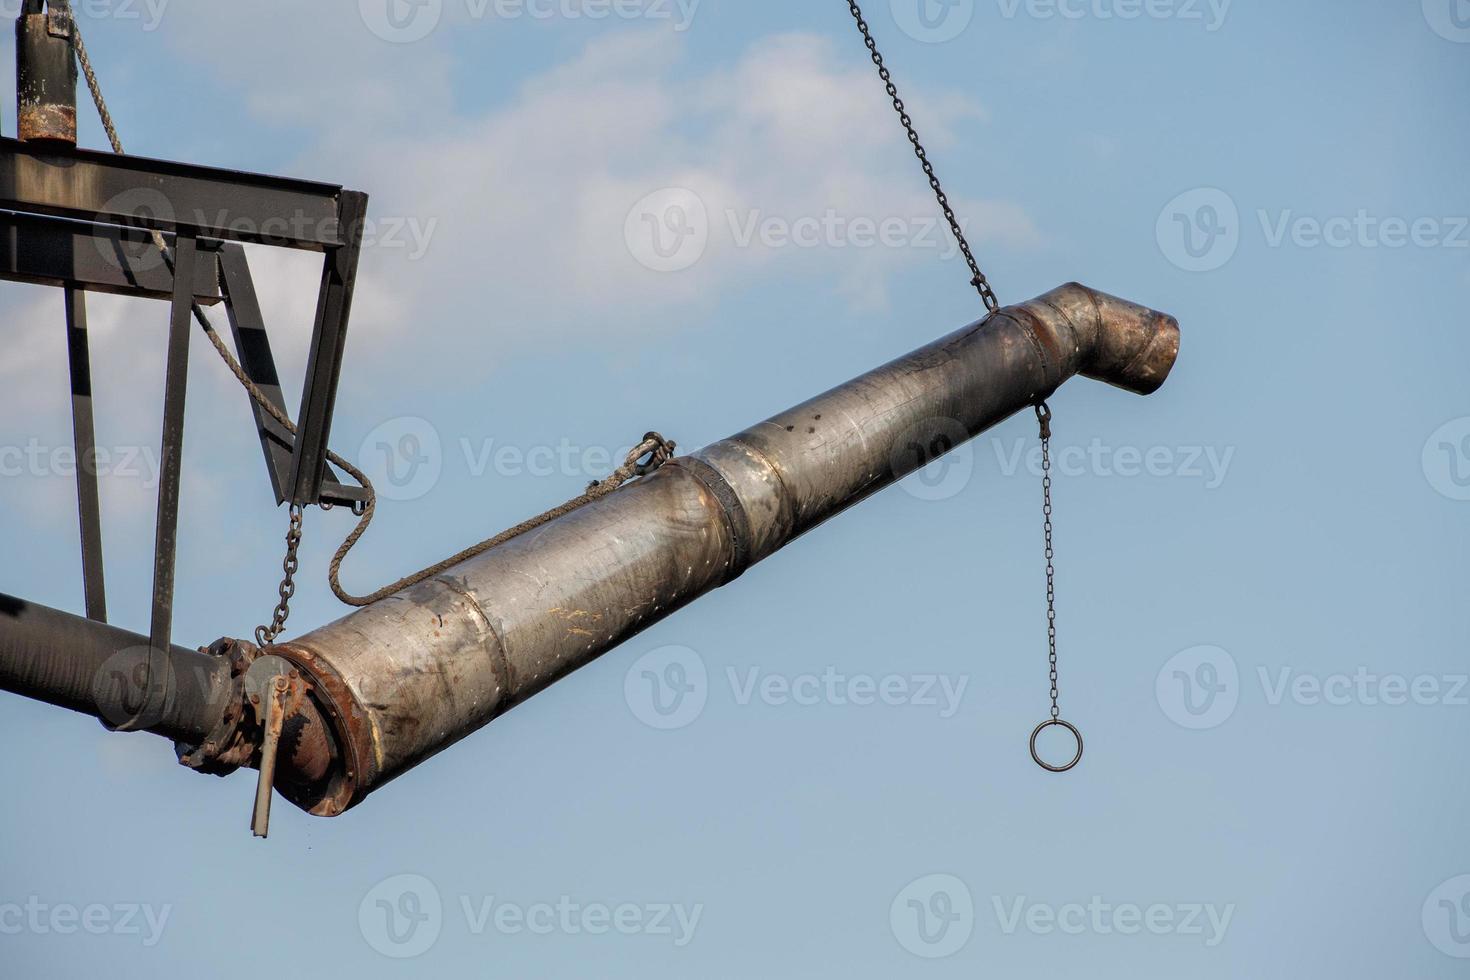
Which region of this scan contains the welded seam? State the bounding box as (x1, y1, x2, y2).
(722, 434, 799, 547)
(1005, 309, 1063, 396)
(666, 457, 754, 584)
(434, 575, 517, 705)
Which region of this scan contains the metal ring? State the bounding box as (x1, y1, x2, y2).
(1029, 718, 1083, 773)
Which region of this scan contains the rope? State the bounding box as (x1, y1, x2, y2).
(327, 433, 675, 606)
(63, 11, 677, 610)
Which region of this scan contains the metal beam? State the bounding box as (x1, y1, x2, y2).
(216, 243, 367, 510)
(0, 137, 344, 249)
(0, 210, 221, 302)
(287, 191, 368, 507)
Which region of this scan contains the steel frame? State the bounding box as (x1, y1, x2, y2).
(0, 136, 368, 660)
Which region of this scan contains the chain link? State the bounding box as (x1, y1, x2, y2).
(1036, 402, 1060, 721)
(255, 505, 304, 648)
(844, 0, 1000, 314)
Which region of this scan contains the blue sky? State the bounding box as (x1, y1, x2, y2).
(1, 0, 1467, 976)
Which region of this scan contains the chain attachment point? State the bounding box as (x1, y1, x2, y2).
(255, 504, 304, 648)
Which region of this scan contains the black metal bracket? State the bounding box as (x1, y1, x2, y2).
(0, 137, 368, 650)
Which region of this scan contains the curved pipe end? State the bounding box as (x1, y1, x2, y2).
(1029, 282, 1181, 397)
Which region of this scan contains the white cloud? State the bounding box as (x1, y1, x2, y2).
(271, 29, 1044, 371)
(2, 21, 1042, 538)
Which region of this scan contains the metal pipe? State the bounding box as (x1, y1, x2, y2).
(15, 1, 78, 146)
(270, 282, 1180, 816)
(0, 593, 230, 743)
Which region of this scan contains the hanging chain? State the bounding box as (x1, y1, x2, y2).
(1028, 400, 1081, 772)
(844, 0, 999, 314)
(255, 505, 304, 648)
(1037, 402, 1059, 721)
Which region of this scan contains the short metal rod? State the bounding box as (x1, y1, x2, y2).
(251, 675, 289, 838)
(64, 287, 107, 622)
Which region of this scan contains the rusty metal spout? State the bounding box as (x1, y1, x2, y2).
(16, 2, 78, 146)
(262, 282, 1179, 816)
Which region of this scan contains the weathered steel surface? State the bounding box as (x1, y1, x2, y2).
(270, 282, 1180, 816)
(16, 8, 78, 146)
